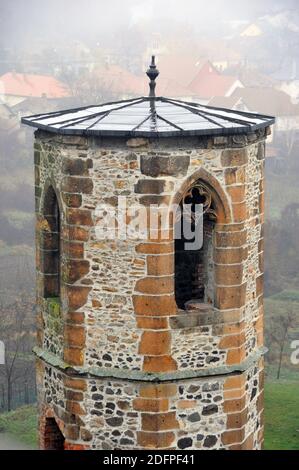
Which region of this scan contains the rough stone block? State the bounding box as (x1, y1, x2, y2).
(133, 294, 177, 316)
(221, 149, 248, 167)
(135, 277, 174, 295)
(143, 356, 177, 373)
(66, 285, 91, 310)
(139, 331, 171, 356)
(137, 431, 175, 449)
(62, 177, 93, 194)
(141, 412, 179, 431)
(135, 179, 174, 194)
(215, 283, 247, 309)
(141, 154, 190, 177)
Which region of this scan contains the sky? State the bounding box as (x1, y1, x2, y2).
(0, 0, 297, 49)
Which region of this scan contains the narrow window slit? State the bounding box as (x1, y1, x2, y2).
(175, 183, 216, 311)
(42, 186, 61, 299)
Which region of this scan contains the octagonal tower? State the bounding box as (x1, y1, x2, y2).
(22, 57, 274, 450)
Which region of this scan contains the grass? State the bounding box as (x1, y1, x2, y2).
(0, 405, 38, 448)
(264, 380, 299, 450)
(270, 290, 299, 303)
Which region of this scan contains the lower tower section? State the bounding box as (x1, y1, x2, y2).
(37, 357, 264, 450)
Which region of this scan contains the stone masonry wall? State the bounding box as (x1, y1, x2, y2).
(37, 357, 264, 450)
(34, 127, 268, 450)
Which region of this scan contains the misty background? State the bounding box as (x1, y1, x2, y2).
(0, 0, 298, 449)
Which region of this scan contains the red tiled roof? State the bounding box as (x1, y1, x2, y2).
(208, 96, 241, 108)
(154, 77, 196, 98)
(0, 73, 71, 98)
(96, 65, 144, 96)
(231, 87, 299, 116)
(189, 65, 240, 99)
(156, 56, 210, 87)
(95, 64, 196, 99)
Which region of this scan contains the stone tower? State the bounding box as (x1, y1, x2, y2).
(23, 58, 274, 450)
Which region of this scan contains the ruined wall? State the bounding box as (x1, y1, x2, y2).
(34, 127, 268, 450)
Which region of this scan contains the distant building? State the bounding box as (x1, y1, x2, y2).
(0, 72, 71, 108)
(209, 87, 299, 144)
(93, 59, 199, 101)
(271, 58, 299, 104)
(155, 55, 209, 88)
(0, 100, 19, 136)
(92, 64, 144, 100)
(208, 95, 250, 113)
(189, 63, 244, 104)
(240, 23, 263, 38)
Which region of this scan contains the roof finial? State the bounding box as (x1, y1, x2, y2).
(146, 55, 159, 98)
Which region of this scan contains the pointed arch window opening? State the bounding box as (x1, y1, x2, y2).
(42, 186, 61, 300)
(175, 183, 216, 311)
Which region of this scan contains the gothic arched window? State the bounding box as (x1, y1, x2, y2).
(42, 186, 61, 298)
(175, 182, 216, 310)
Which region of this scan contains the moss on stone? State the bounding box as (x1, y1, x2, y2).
(45, 297, 63, 335)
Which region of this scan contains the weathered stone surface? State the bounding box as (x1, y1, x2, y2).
(64, 260, 90, 283)
(221, 149, 248, 167)
(141, 412, 178, 431)
(141, 154, 190, 177)
(143, 356, 177, 373)
(133, 295, 177, 316)
(64, 325, 86, 348)
(62, 177, 93, 194)
(136, 242, 174, 254)
(135, 277, 173, 295)
(133, 398, 169, 412)
(137, 431, 175, 449)
(66, 285, 91, 310)
(127, 138, 149, 148)
(136, 316, 169, 330)
(140, 384, 177, 398)
(134, 179, 174, 194)
(147, 255, 174, 276)
(62, 158, 92, 176)
(215, 264, 243, 286)
(33, 129, 266, 450)
(139, 195, 172, 206)
(215, 230, 247, 248)
(203, 435, 218, 448)
(66, 209, 93, 226)
(62, 193, 82, 208)
(139, 331, 171, 356)
(215, 284, 247, 309)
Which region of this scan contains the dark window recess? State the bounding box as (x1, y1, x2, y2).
(175, 184, 216, 310)
(42, 186, 61, 298)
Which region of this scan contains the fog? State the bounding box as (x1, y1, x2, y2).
(0, 0, 297, 48)
(0, 0, 298, 444)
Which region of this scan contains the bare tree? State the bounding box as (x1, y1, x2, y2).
(59, 66, 119, 107)
(0, 293, 35, 411)
(267, 304, 298, 380)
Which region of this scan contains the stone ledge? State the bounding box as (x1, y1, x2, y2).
(33, 346, 267, 383)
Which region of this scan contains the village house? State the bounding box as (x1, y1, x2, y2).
(189, 63, 244, 104)
(0, 72, 71, 116)
(271, 58, 299, 104)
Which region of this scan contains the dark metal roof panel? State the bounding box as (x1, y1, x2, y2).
(21, 96, 275, 138)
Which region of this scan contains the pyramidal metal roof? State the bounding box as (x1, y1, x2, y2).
(21, 57, 275, 138)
